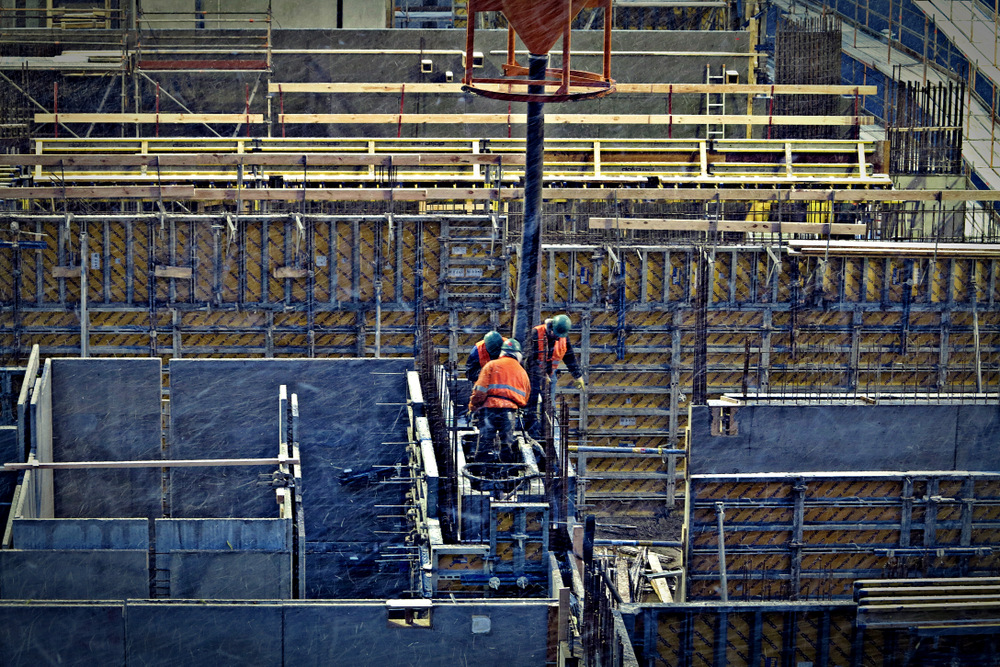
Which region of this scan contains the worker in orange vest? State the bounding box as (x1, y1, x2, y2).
(464, 330, 506, 382)
(524, 314, 585, 437)
(468, 339, 530, 462)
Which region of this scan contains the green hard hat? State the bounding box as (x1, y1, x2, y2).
(484, 331, 504, 358)
(501, 339, 522, 355)
(551, 314, 572, 336)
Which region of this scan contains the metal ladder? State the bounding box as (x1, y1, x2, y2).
(704, 64, 726, 141)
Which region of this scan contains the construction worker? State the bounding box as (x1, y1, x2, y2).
(464, 330, 506, 382)
(524, 314, 585, 436)
(468, 339, 530, 462)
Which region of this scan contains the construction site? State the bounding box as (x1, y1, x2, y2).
(0, 0, 998, 664)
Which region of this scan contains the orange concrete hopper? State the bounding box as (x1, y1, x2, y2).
(462, 0, 615, 102)
(499, 0, 591, 55)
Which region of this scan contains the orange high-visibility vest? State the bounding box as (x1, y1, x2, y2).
(534, 324, 566, 375)
(475, 340, 491, 367)
(470, 356, 530, 410)
(476, 335, 508, 365)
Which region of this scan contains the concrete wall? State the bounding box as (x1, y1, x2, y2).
(342, 0, 389, 29)
(690, 403, 1000, 474)
(269, 29, 749, 139)
(0, 600, 551, 666)
(136, 0, 387, 30)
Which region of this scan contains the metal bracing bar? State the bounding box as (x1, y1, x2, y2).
(901, 477, 913, 548)
(790, 481, 806, 600)
(80, 230, 88, 358)
(974, 304, 984, 392)
(0, 70, 80, 139)
(136, 71, 222, 138)
(938, 312, 951, 391)
(715, 502, 728, 603)
(669, 309, 682, 446)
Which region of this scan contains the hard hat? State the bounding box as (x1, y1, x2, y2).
(551, 314, 572, 337)
(501, 339, 522, 355)
(484, 331, 504, 358)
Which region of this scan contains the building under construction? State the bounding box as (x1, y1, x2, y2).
(0, 0, 998, 664)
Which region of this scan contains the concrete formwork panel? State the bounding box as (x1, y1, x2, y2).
(49, 358, 162, 518)
(0, 603, 125, 666)
(124, 602, 283, 666)
(168, 358, 413, 598)
(0, 427, 17, 529)
(0, 550, 148, 600)
(28, 361, 53, 518)
(282, 601, 552, 665)
(0, 518, 150, 600)
(155, 518, 291, 599)
(689, 404, 1000, 474)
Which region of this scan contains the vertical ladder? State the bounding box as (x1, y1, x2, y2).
(705, 64, 726, 141)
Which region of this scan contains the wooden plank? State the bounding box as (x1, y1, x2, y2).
(0, 186, 196, 199)
(154, 265, 193, 279)
(647, 552, 673, 603)
(273, 266, 309, 279)
(34, 113, 266, 124)
(0, 153, 527, 167)
(1, 456, 300, 471)
(8, 186, 1000, 204)
(268, 82, 878, 96)
(138, 60, 268, 70)
(280, 113, 875, 126)
(589, 217, 867, 235)
(52, 266, 80, 278)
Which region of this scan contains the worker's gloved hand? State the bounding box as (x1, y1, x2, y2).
(572, 377, 586, 391)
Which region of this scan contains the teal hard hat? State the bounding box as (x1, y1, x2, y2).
(484, 331, 504, 358)
(501, 339, 522, 355)
(551, 314, 572, 336)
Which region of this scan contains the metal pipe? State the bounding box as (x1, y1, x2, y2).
(570, 446, 685, 455)
(593, 539, 683, 548)
(512, 53, 548, 346)
(716, 502, 728, 602)
(80, 231, 89, 358)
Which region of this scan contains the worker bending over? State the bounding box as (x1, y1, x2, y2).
(468, 339, 530, 463)
(524, 314, 585, 437)
(464, 330, 506, 382)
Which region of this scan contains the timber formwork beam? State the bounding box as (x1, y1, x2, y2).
(12, 187, 1000, 203)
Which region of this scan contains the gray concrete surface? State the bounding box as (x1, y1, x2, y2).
(690, 403, 1000, 473)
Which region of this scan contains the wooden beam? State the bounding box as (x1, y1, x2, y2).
(279, 113, 875, 126)
(154, 265, 193, 279)
(34, 113, 266, 124)
(1, 457, 299, 471)
(52, 266, 80, 278)
(589, 217, 867, 235)
(0, 186, 196, 199)
(268, 82, 878, 96)
(647, 552, 673, 603)
(0, 153, 528, 168)
(273, 266, 309, 279)
(5, 186, 1000, 204)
